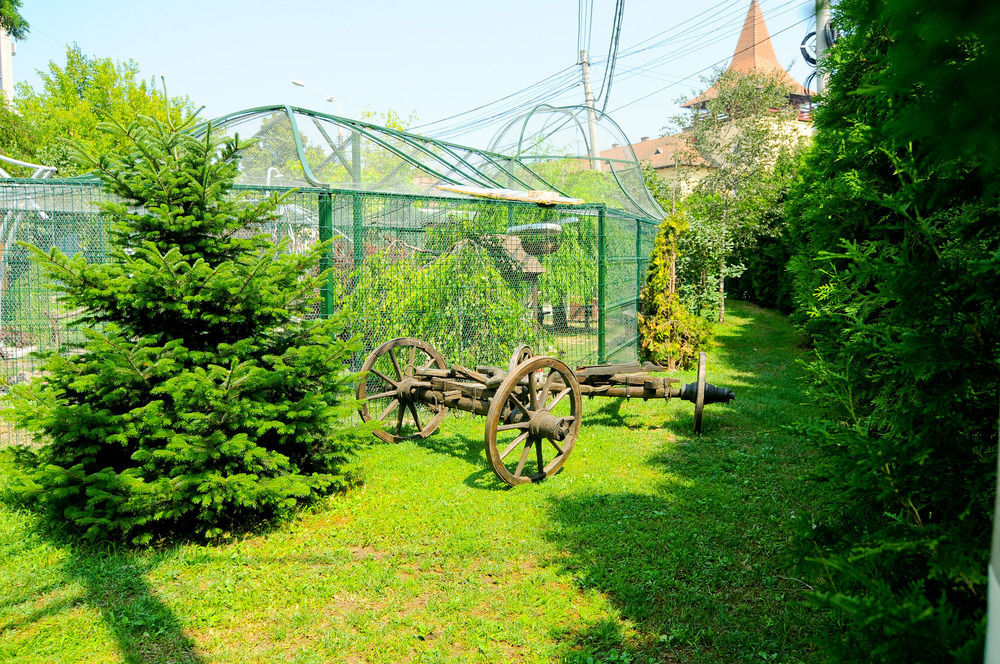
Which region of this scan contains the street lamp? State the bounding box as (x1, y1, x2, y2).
(291, 79, 345, 141)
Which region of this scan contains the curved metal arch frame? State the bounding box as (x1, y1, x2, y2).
(199, 105, 565, 193)
(487, 104, 664, 220)
(197, 104, 663, 221)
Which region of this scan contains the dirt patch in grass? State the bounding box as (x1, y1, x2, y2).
(349, 545, 387, 561)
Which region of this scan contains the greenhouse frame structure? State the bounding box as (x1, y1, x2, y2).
(1, 105, 664, 438)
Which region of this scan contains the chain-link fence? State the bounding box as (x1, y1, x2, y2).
(1, 179, 658, 444)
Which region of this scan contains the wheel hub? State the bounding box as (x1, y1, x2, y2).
(528, 410, 570, 441)
(396, 378, 418, 402)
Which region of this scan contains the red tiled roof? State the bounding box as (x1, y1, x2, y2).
(599, 133, 705, 169)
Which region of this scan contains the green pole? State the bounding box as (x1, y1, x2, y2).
(318, 191, 334, 318)
(351, 132, 364, 268)
(635, 218, 643, 361)
(597, 207, 606, 363)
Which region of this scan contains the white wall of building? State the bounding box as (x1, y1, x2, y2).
(0, 28, 14, 103)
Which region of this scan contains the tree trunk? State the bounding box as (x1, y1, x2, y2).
(553, 298, 569, 331)
(718, 258, 726, 324)
(533, 284, 544, 325)
(669, 251, 677, 295)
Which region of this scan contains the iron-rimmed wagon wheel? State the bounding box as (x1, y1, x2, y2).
(507, 344, 534, 374)
(357, 337, 449, 443)
(485, 356, 582, 486)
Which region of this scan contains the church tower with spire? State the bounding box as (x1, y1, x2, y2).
(682, 0, 811, 110)
(599, 0, 811, 192)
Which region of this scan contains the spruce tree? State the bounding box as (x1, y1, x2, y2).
(3, 114, 361, 543)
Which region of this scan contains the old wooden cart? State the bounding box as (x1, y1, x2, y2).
(356, 337, 735, 486)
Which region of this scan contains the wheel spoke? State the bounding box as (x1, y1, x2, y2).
(408, 403, 422, 432)
(407, 345, 417, 372)
(547, 387, 573, 411)
(528, 370, 538, 410)
(388, 348, 403, 380)
(371, 368, 398, 388)
(549, 438, 564, 455)
(514, 437, 533, 477)
(378, 399, 399, 422)
(535, 438, 544, 474)
(538, 371, 556, 408)
(367, 389, 397, 401)
(508, 395, 532, 419)
(395, 404, 405, 435)
(500, 431, 530, 460)
(497, 421, 529, 431)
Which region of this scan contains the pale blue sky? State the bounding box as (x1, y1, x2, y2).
(14, 0, 816, 148)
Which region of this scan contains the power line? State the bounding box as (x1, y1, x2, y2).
(617, 0, 744, 57)
(409, 65, 578, 134)
(577, 0, 594, 60)
(417, 0, 809, 143)
(609, 15, 813, 115)
(609, 0, 804, 87)
(424, 71, 582, 140)
(596, 0, 625, 113)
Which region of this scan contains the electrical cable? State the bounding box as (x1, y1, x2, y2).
(607, 0, 804, 92)
(609, 15, 813, 114)
(426, 73, 582, 140)
(596, 0, 625, 113)
(417, 0, 807, 144)
(410, 65, 578, 133)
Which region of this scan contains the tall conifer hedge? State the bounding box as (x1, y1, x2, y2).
(788, 1, 1000, 659)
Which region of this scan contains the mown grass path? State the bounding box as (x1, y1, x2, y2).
(0, 301, 828, 663)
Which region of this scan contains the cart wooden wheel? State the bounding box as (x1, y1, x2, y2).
(357, 337, 449, 443)
(485, 356, 582, 486)
(508, 344, 534, 374)
(693, 351, 707, 434)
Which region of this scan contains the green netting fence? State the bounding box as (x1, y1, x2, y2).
(1, 179, 658, 445)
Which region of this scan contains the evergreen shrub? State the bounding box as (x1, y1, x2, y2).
(786, 0, 1000, 659)
(638, 209, 711, 369)
(1, 115, 363, 543)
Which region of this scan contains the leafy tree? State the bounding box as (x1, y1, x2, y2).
(343, 244, 538, 366)
(1, 114, 363, 544)
(0, 94, 37, 174)
(679, 68, 806, 322)
(0, 0, 28, 39)
(786, 0, 1000, 659)
(13, 45, 193, 175)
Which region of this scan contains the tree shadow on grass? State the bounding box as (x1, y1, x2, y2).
(545, 463, 821, 662)
(580, 397, 629, 428)
(0, 511, 204, 663)
(543, 302, 825, 662)
(412, 428, 485, 466)
(64, 547, 204, 664)
(410, 429, 511, 491)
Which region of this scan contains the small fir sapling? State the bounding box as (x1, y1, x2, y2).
(2, 113, 363, 543)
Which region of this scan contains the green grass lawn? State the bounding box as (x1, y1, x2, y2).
(0, 300, 829, 663)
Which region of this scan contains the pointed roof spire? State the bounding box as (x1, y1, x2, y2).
(683, 0, 809, 108)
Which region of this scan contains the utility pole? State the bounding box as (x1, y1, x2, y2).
(815, 0, 831, 93)
(579, 49, 602, 171)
